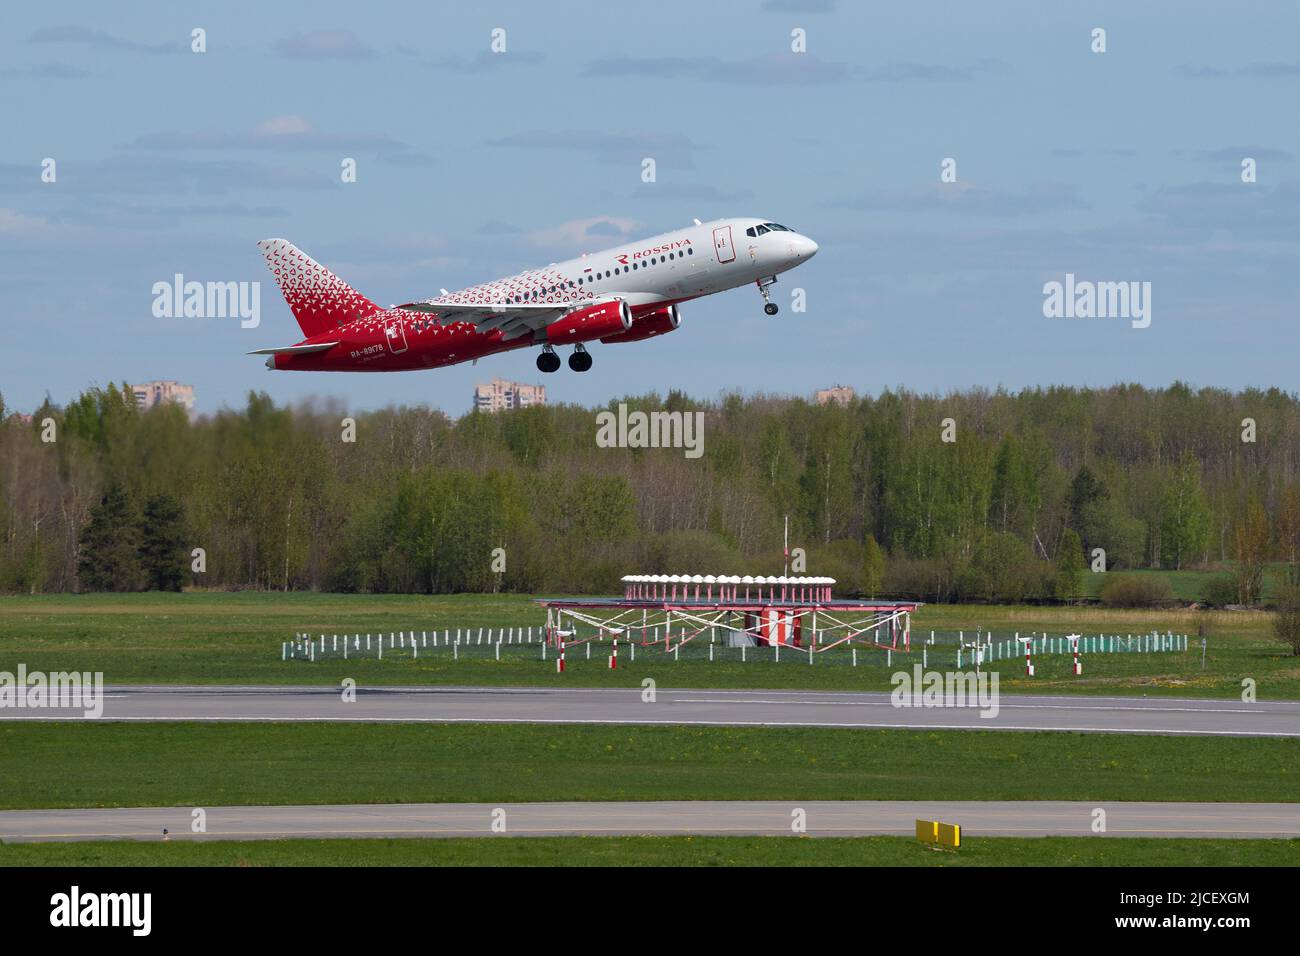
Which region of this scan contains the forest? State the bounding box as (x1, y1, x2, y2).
(1, 382, 1298, 604)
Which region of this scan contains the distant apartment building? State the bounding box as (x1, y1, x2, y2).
(473, 378, 547, 413)
(815, 385, 857, 407)
(129, 380, 196, 415)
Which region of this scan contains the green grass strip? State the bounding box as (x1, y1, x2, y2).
(1, 722, 1294, 809)
(2, 836, 1295, 867)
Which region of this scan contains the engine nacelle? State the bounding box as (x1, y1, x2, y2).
(599, 304, 681, 344)
(545, 299, 631, 343)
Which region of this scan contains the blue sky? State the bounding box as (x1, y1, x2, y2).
(2, 1, 1298, 415)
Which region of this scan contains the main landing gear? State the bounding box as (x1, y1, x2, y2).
(568, 343, 593, 372)
(536, 346, 561, 373)
(536, 344, 592, 373)
(757, 275, 779, 315)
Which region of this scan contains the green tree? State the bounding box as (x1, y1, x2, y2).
(798, 410, 853, 544)
(862, 534, 885, 598)
(14, 538, 46, 595)
(1272, 584, 1300, 656)
(1080, 495, 1146, 569)
(77, 483, 143, 591)
(1276, 484, 1300, 587)
(139, 493, 187, 591)
(1053, 528, 1085, 601)
(989, 434, 1039, 537)
(1066, 466, 1107, 540)
(1159, 454, 1211, 570)
(958, 532, 1035, 603)
(501, 406, 555, 467)
(1233, 498, 1270, 605)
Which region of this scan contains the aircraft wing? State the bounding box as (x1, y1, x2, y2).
(397, 300, 564, 335)
(397, 298, 608, 339)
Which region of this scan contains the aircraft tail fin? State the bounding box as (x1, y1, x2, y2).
(257, 238, 382, 338)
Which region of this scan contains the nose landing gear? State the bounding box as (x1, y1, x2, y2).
(757, 275, 779, 315)
(536, 346, 561, 373)
(568, 343, 593, 372)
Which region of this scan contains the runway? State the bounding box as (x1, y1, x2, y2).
(2, 684, 1298, 737)
(2, 800, 1297, 843)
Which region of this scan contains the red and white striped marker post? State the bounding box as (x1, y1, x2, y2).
(609, 636, 618, 670)
(1025, 637, 1035, 677)
(1071, 634, 1082, 675)
(557, 637, 566, 673)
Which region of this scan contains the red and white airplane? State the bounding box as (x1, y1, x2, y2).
(250, 217, 817, 373)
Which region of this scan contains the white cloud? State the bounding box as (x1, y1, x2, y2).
(254, 115, 314, 137)
(0, 208, 53, 236)
(524, 217, 640, 250)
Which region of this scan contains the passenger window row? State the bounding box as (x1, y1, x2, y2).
(504, 246, 695, 302)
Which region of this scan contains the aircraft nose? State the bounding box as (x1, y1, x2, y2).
(794, 234, 818, 259)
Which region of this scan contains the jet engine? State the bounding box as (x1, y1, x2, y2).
(545, 299, 631, 343)
(598, 304, 681, 344)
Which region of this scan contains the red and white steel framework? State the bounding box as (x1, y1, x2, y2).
(537, 574, 921, 657)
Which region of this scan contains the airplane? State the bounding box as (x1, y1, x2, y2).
(250, 217, 817, 374)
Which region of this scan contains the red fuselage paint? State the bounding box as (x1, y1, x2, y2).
(273, 302, 678, 372)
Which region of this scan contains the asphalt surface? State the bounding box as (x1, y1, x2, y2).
(2, 800, 1297, 843)
(3, 684, 1298, 736)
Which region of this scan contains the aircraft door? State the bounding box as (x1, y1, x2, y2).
(384, 317, 409, 354)
(712, 225, 736, 264)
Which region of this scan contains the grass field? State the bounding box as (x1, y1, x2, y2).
(0, 591, 1295, 698)
(1, 722, 1295, 809)
(1078, 566, 1236, 602)
(2, 835, 1295, 867)
(4, 594, 1290, 869)
(1078, 563, 1295, 603)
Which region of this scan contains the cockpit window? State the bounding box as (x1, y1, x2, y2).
(765, 223, 790, 232)
(754, 224, 770, 236)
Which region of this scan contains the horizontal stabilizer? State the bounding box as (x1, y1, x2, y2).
(246, 342, 339, 356)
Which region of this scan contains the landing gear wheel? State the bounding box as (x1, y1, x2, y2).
(537, 349, 561, 373)
(764, 302, 779, 316)
(568, 348, 593, 372)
